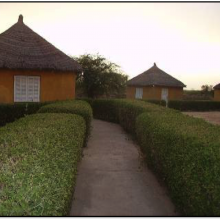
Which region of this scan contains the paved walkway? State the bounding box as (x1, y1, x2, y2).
(70, 119, 177, 216)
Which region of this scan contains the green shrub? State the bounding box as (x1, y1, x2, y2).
(78, 98, 220, 215)
(86, 98, 220, 215)
(92, 99, 166, 134)
(0, 113, 86, 216)
(0, 102, 47, 127)
(92, 99, 120, 123)
(76, 98, 94, 108)
(117, 100, 165, 133)
(168, 100, 220, 111)
(144, 99, 166, 107)
(136, 110, 220, 216)
(38, 100, 93, 139)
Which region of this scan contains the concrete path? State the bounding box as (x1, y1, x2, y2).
(70, 119, 177, 216)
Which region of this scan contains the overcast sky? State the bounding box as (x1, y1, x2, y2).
(0, 3, 220, 90)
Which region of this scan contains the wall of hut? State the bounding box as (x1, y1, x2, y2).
(126, 86, 183, 100)
(0, 70, 76, 103)
(214, 89, 220, 101)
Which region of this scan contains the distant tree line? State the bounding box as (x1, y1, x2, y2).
(201, 85, 213, 94)
(183, 84, 214, 101)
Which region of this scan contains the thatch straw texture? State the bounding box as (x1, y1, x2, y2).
(127, 63, 186, 88)
(0, 15, 81, 73)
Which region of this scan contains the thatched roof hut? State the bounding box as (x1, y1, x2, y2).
(0, 15, 80, 104)
(127, 63, 186, 88)
(214, 83, 220, 101)
(214, 83, 220, 90)
(0, 15, 81, 72)
(126, 63, 186, 101)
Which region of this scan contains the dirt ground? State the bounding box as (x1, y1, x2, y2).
(183, 112, 220, 125)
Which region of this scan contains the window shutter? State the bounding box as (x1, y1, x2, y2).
(14, 76, 27, 102)
(14, 76, 40, 102)
(33, 77, 40, 102)
(135, 88, 143, 99)
(27, 77, 34, 102)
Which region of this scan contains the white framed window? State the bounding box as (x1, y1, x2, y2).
(14, 76, 40, 102)
(135, 88, 143, 99)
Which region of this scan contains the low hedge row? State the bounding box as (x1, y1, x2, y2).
(0, 113, 86, 216)
(144, 99, 166, 107)
(168, 100, 220, 111)
(136, 110, 220, 216)
(91, 99, 168, 134)
(92, 99, 119, 123)
(89, 98, 220, 215)
(0, 102, 47, 127)
(38, 100, 93, 139)
(76, 98, 94, 108)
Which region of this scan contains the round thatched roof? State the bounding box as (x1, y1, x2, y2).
(214, 83, 220, 90)
(0, 15, 81, 73)
(127, 63, 186, 88)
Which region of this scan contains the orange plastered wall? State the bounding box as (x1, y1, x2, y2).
(126, 86, 183, 100)
(0, 69, 76, 103)
(214, 89, 220, 101)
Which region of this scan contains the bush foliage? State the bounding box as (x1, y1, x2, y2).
(90, 98, 220, 215)
(144, 99, 166, 107)
(0, 102, 47, 127)
(2, 98, 219, 215)
(168, 100, 220, 111)
(0, 113, 86, 216)
(38, 100, 93, 138)
(136, 111, 220, 215)
(91, 99, 166, 134)
(75, 54, 128, 98)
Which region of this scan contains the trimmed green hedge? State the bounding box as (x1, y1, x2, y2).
(38, 100, 93, 138)
(168, 100, 220, 111)
(117, 100, 166, 133)
(90, 98, 220, 215)
(0, 102, 47, 127)
(144, 99, 166, 107)
(136, 110, 220, 216)
(76, 98, 94, 108)
(92, 99, 120, 123)
(0, 113, 86, 216)
(92, 99, 167, 134)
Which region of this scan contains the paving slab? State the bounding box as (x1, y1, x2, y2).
(70, 119, 177, 216)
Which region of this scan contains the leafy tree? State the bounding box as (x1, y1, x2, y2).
(201, 85, 214, 98)
(201, 85, 213, 93)
(75, 54, 128, 98)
